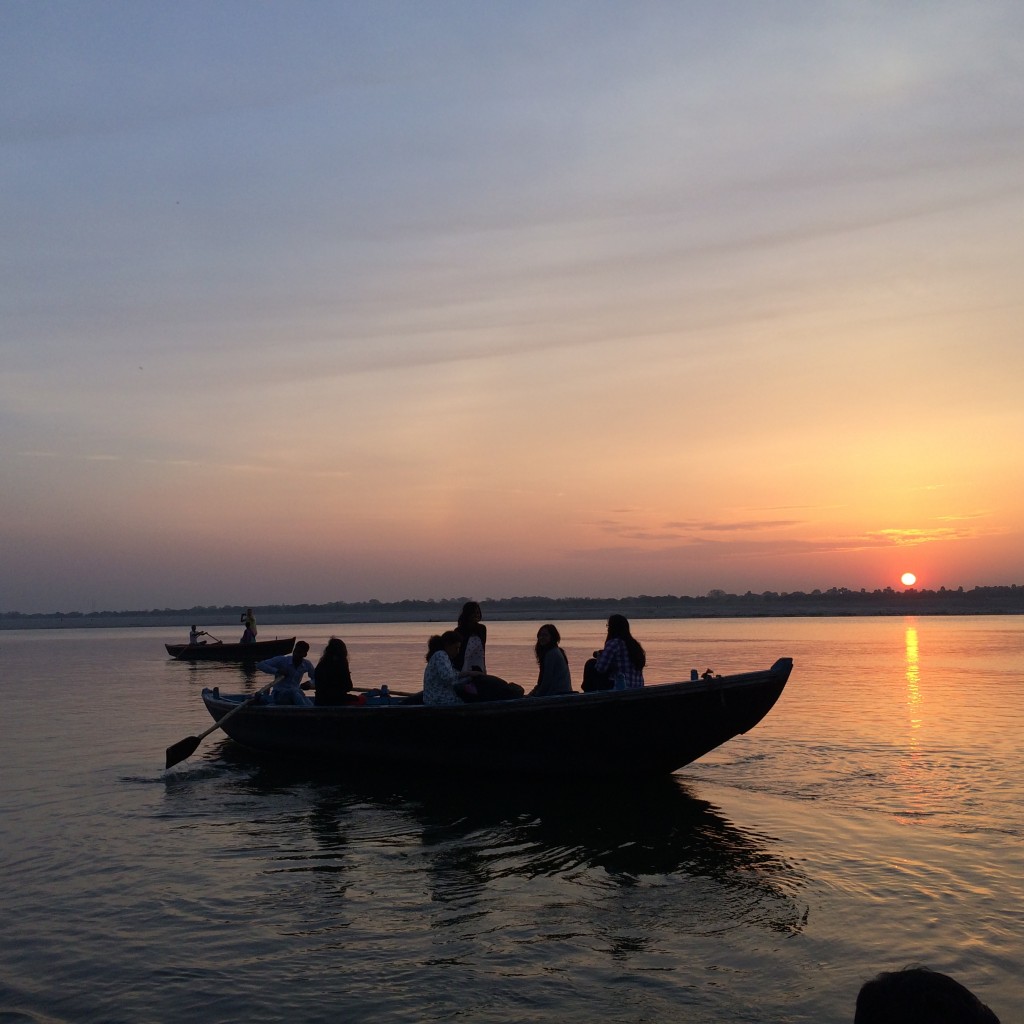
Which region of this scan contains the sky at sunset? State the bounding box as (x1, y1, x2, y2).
(3, 2, 1023, 614)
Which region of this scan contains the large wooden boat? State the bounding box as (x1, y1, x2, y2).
(165, 636, 296, 662)
(197, 658, 793, 778)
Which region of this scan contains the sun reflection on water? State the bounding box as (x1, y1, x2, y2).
(905, 623, 921, 734)
(894, 621, 932, 821)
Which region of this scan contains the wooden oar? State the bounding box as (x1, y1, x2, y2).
(165, 681, 274, 769)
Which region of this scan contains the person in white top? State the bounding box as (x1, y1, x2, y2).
(422, 632, 483, 706)
(256, 641, 315, 706)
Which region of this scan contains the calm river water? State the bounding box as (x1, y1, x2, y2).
(0, 616, 1020, 1023)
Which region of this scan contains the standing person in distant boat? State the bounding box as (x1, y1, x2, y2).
(256, 641, 315, 706)
(240, 607, 257, 643)
(592, 614, 646, 689)
(189, 625, 208, 645)
(529, 624, 573, 697)
(311, 637, 357, 706)
(423, 631, 483, 706)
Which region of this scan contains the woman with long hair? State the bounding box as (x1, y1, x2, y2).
(593, 614, 646, 689)
(312, 637, 356, 706)
(530, 623, 572, 697)
(423, 631, 483, 706)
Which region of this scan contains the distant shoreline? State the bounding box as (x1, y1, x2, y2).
(2, 587, 1021, 630)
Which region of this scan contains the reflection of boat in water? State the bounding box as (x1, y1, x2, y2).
(210, 752, 808, 934)
(405, 776, 805, 914)
(200, 658, 793, 778)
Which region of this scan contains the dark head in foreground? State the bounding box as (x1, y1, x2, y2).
(855, 967, 1000, 1024)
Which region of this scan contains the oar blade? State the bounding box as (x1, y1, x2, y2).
(165, 735, 201, 770)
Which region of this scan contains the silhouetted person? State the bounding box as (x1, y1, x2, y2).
(530, 623, 572, 697)
(312, 637, 356, 706)
(423, 631, 480, 705)
(590, 613, 646, 690)
(449, 600, 523, 701)
(240, 607, 257, 643)
(855, 967, 1000, 1024)
(452, 601, 487, 672)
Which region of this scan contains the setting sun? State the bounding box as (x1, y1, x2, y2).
(901, 572, 917, 587)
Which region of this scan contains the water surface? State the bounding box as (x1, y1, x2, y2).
(0, 616, 1020, 1022)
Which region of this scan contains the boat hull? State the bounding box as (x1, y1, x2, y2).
(166, 637, 296, 662)
(200, 657, 792, 777)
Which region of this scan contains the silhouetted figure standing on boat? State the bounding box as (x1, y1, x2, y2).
(240, 607, 257, 643)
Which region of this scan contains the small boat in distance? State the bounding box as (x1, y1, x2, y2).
(165, 636, 296, 662)
(192, 658, 793, 777)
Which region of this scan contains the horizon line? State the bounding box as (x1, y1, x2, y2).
(3, 583, 1022, 619)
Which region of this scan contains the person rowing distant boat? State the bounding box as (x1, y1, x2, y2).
(189, 625, 208, 646)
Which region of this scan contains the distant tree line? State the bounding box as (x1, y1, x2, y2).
(3, 584, 1023, 623)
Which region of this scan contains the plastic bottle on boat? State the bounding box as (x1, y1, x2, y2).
(614, 672, 626, 691)
(690, 669, 699, 681)
(380, 684, 390, 704)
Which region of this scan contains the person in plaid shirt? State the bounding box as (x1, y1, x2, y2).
(594, 614, 646, 689)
